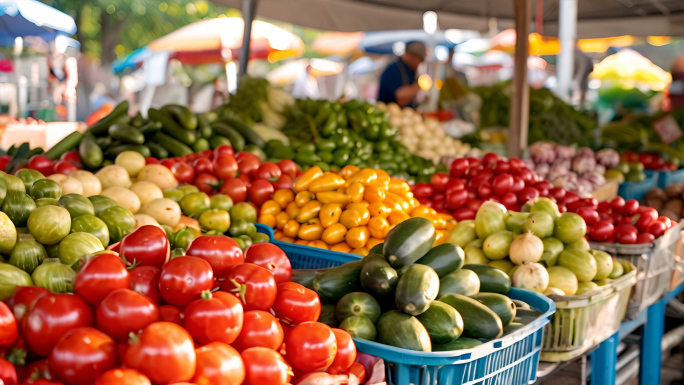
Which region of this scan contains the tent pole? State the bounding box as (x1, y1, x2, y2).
(556, 0, 577, 101)
(239, 0, 258, 78)
(508, 0, 531, 159)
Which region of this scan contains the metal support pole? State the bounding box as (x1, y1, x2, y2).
(640, 298, 666, 385)
(508, 0, 531, 159)
(590, 332, 618, 385)
(238, 0, 258, 78)
(556, 0, 577, 101)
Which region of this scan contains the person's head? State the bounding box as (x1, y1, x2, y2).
(401, 41, 426, 72)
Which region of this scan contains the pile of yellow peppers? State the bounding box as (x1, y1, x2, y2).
(257, 165, 455, 256)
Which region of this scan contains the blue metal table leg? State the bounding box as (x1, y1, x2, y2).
(640, 299, 667, 385)
(591, 332, 618, 385)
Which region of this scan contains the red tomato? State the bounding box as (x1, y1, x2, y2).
(657, 216, 673, 229)
(637, 233, 655, 244)
(237, 173, 253, 188)
(185, 236, 244, 278)
(609, 197, 625, 212)
(477, 183, 492, 200)
(248, 179, 275, 207)
(231, 311, 283, 352)
(617, 230, 637, 244)
(412, 183, 434, 199)
(23, 294, 93, 356)
(445, 178, 465, 194)
(48, 327, 117, 385)
(345, 362, 366, 383)
(192, 342, 245, 385)
(236, 153, 261, 176)
(589, 220, 615, 242)
(449, 158, 469, 178)
(646, 221, 667, 238)
(271, 174, 294, 191)
(516, 168, 535, 184)
(60, 151, 81, 165)
(517, 186, 539, 204)
(159, 256, 214, 308)
(0, 156, 10, 174)
(253, 162, 281, 182)
(221, 264, 277, 311)
(52, 160, 78, 175)
(500, 192, 518, 209)
(144, 157, 159, 165)
(193, 158, 214, 176)
(326, 329, 356, 375)
(0, 302, 16, 351)
(27, 155, 53, 175)
(635, 208, 658, 232)
(576, 207, 599, 226)
(94, 369, 151, 385)
(429, 173, 449, 192)
(73, 254, 130, 306)
(213, 154, 239, 180)
(491, 174, 513, 196)
(159, 305, 183, 325)
(482, 152, 500, 166)
(160, 158, 177, 169)
(170, 162, 196, 185)
(445, 189, 468, 210)
(124, 322, 196, 384)
(214, 145, 235, 159)
(623, 199, 639, 215)
(119, 225, 170, 268)
(549, 187, 566, 200)
(183, 291, 243, 345)
(494, 160, 511, 175)
(220, 178, 248, 203)
(286, 322, 337, 372)
(0, 357, 17, 385)
(466, 199, 484, 212)
(200, 149, 214, 159)
(241, 347, 291, 385)
(510, 176, 525, 193)
(244, 243, 292, 283)
(129, 266, 162, 306)
(194, 173, 219, 193)
(96, 289, 160, 342)
(6, 286, 48, 331)
(417, 198, 432, 207)
(271, 282, 320, 325)
(452, 208, 476, 221)
(277, 160, 298, 179)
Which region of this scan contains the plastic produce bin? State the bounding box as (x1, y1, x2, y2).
(671, 226, 684, 290)
(645, 168, 684, 188)
(590, 223, 680, 320)
(618, 174, 657, 202)
(541, 268, 636, 362)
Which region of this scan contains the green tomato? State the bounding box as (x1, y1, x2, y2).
(230, 202, 257, 223)
(198, 209, 230, 233)
(238, 234, 252, 249)
(178, 184, 200, 195)
(58, 193, 95, 218)
(15, 169, 44, 192)
(0, 262, 33, 301)
(2, 191, 36, 227)
(0, 177, 7, 208)
(88, 195, 118, 216)
(2, 174, 26, 192)
(35, 198, 59, 208)
(228, 218, 249, 237)
(58, 232, 104, 267)
(163, 189, 185, 203)
(232, 237, 246, 251)
(30, 179, 62, 200)
(70, 214, 110, 248)
(98, 205, 136, 243)
(250, 232, 270, 244)
(31, 258, 75, 293)
(27, 205, 71, 245)
(210, 194, 233, 211)
(8, 234, 47, 274)
(173, 227, 199, 251)
(180, 192, 211, 218)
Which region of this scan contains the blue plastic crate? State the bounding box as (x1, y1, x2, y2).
(255, 224, 361, 269)
(645, 168, 684, 188)
(618, 173, 657, 202)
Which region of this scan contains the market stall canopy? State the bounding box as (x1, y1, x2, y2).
(266, 58, 344, 85)
(146, 17, 304, 65)
(0, 0, 77, 45)
(211, 0, 684, 38)
(490, 29, 560, 56)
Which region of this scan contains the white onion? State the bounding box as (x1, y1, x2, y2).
(512, 262, 549, 293)
(509, 233, 544, 264)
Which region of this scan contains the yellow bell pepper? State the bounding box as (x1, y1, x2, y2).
(385, 192, 410, 211)
(425, 207, 437, 216)
(410, 206, 431, 218)
(445, 220, 457, 231)
(285, 202, 300, 220)
(366, 237, 384, 251)
(319, 203, 342, 228)
(340, 165, 360, 180)
(274, 212, 290, 230)
(350, 247, 369, 257)
(434, 229, 449, 246)
(308, 173, 346, 193)
(295, 191, 315, 208)
(298, 219, 324, 241)
(346, 226, 369, 249)
(258, 214, 276, 228)
(283, 220, 300, 238)
(436, 213, 454, 222)
(260, 200, 281, 216)
(375, 169, 391, 183)
(364, 185, 386, 204)
(388, 178, 410, 196)
(347, 182, 365, 203)
(295, 239, 309, 245)
(296, 200, 322, 223)
(273, 231, 286, 240)
(273, 189, 295, 208)
(308, 240, 329, 250)
(321, 223, 347, 244)
(329, 242, 352, 253)
(388, 211, 410, 226)
(407, 197, 420, 209)
(431, 216, 447, 230)
(368, 217, 390, 239)
(294, 166, 323, 192)
(368, 202, 391, 218)
(339, 209, 362, 229)
(346, 203, 370, 226)
(383, 196, 404, 212)
(346, 169, 377, 186)
(316, 191, 350, 205)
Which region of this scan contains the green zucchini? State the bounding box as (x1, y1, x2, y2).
(222, 117, 265, 147)
(432, 337, 483, 351)
(439, 293, 503, 340)
(513, 308, 541, 325)
(44, 132, 83, 161)
(139, 121, 163, 138)
(376, 310, 431, 351)
(290, 268, 319, 290)
(369, 242, 384, 255)
(105, 144, 151, 158)
(95, 136, 112, 150)
(161, 104, 198, 130)
(503, 322, 525, 335)
(438, 269, 480, 297)
(312, 259, 363, 303)
(394, 264, 439, 316)
(414, 243, 464, 277)
(339, 315, 376, 341)
(383, 217, 436, 269)
(85, 100, 129, 135)
(335, 292, 381, 323)
(462, 264, 511, 294)
(512, 299, 531, 310)
(78, 134, 103, 169)
(153, 133, 193, 157)
(470, 293, 517, 326)
(197, 115, 213, 139)
(416, 300, 464, 344)
(146, 142, 169, 159)
(108, 124, 145, 145)
(317, 304, 338, 328)
(148, 108, 196, 145)
(212, 123, 245, 152)
(360, 257, 398, 298)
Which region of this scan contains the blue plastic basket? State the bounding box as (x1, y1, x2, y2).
(255, 224, 361, 269)
(618, 173, 657, 202)
(645, 168, 684, 188)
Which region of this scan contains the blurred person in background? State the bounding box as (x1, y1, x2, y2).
(377, 41, 426, 107)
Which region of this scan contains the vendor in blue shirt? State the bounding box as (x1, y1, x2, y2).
(377, 41, 426, 107)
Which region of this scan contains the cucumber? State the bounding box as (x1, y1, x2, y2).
(312, 259, 363, 303)
(130, 112, 146, 128)
(198, 115, 213, 139)
(212, 123, 245, 152)
(108, 124, 145, 145)
(394, 264, 439, 316)
(78, 134, 103, 169)
(95, 136, 112, 150)
(222, 117, 265, 148)
(161, 104, 198, 130)
(153, 133, 193, 157)
(339, 315, 376, 341)
(414, 243, 464, 277)
(369, 242, 384, 254)
(360, 257, 398, 298)
(209, 135, 231, 149)
(503, 322, 525, 335)
(383, 217, 436, 269)
(376, 310, 431, 351)
(470, 293, 517, 326)
(462, 264, 511, 294)
(44, 132, 83, 160)
(105, 144, 151, 158)
(513, 308, 541, 325)
(146, 142, 169, 159)
(85, 100, 129, 135)
(317, 304, 338, 328)
(438, 269, 480, 297)
(439, 293, 503, 340)
(290, 269, 319, 290)
(139, 121, 162, 138)
(416, 300, 464, 344)
(335, 292, 381, 323)
(149, 108, 196, 145)
(432, 337, 483, 351)
(512, 299, 531, 310)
